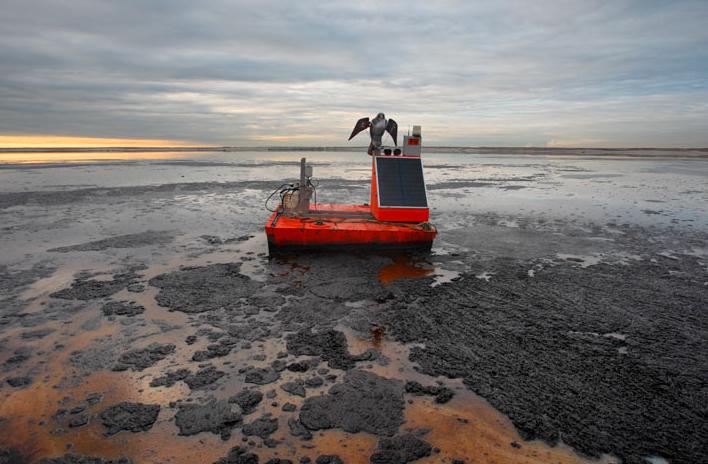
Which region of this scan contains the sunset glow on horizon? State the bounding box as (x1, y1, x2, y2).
(0, 135, 207, 149)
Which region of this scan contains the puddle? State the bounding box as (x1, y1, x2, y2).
(343, 300, 369, 309)
(378, 256, 434, 285)
(431, 267, 460, 286)
(568, 331, 628, 342)
(556, 254, 603, 268)
(377, 254, 462, 288)
(644, 457, 669, 464)
(527, 263, 544, 277)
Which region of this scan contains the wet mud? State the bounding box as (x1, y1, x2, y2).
(174, 399, 242, 439)
(100, 402, 160, 436)
(100, 301, 144, 317)
(242, 415, 279, 439)
(0, 179, 366, 211)
(285, 330, 377, 370)
(50, 272, 140, 301)
(370, 433, 432, 463)
(38, 454, 132, 464)
(230, 390, 264, 415)
(149, 263, 259, 313)
(48, 231, 174, 253)
(112, 343, 176, 372)
(299, 370, 405, 436)
(2, 152, 707, 463)
(379, 256, 708, 463)
(404, 381, 454, 404)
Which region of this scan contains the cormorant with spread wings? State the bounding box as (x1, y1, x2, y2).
(348, 112, 398, 155)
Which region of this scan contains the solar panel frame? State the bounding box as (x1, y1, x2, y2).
(374, 156, 429, 208)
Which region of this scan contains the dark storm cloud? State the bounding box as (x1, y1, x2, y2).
(1, 0, 707, 146)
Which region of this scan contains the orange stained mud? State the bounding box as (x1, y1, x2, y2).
(0, 297, 225, 463)
(341, 328, 618, 464)
(2, 240, 617, 463)
(3, 295, 615, 463)
(406, 397, 616, 464)
(378, 255, 433, 285)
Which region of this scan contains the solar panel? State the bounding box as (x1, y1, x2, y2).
(375, 157, 428, 208)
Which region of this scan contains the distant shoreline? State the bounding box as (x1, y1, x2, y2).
(1, 146, 707, 158)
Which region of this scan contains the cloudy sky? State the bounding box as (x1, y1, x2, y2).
(1, 0, 707, 147)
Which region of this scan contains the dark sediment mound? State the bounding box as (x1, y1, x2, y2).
(270, 253, 393, 328)
(149, 368, 191, 387)
(175, 399, 242, 440)
(101, 301, 145, 317)
(381, 258, 708, 463)
(149, 263, 258, 313)
(69, 414, 90, 428)
(21, 327, 55, 339)
(127, 283, 145, 293)
(271, 359, 287, 371)
(299, 370, 404, 436)
(51, 272, 137, 300)
(151, 366, 225, 389)
(242, 415, 279, 439)
(229, 390, 264, 415)
(49, 230, 173, 252)
(304, 376, 324, 388)
(192, 343, 231, 361)
(286, 361, 310, 372)
(85, 392, 103, 405)
(285, 329, 376, 370)
(280, 380, 306, 397)
(369, 434, 432, 463)
(288, 418, 312, 440)
(213, 447, 259, 464)
(0, 447, 29, 464)
(315, 456, 343, 464)
(38, 454, 133, 464)
(244, 367, 280, 385)
(4, 347, 31, 368)
(281, 402, 296, 412)
(100, 402, 160, 436)
(6, 376, 32, 387)
(112, 343, 175, 371)
(183, 366, 225, 389)
(404, 381, 454, 404)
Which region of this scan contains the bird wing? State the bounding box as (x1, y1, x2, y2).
(348, 117, 370, 140)
(385, 118, 398, 146)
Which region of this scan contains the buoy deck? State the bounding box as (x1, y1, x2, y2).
(265, 203, 436, 252)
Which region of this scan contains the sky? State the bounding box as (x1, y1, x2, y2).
(1, 0, 707, 148)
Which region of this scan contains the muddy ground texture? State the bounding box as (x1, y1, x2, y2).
(1, 156, 707, 464)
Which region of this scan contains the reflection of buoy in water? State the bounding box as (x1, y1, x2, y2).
(264, 120, 436, 253)
(378, 256, 433, 285)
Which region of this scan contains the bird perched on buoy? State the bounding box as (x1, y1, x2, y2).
(349, 112, 398, 155)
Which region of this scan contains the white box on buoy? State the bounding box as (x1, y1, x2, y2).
(403, 126, 422, 156)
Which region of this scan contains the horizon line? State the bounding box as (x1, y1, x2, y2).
(2, 145, 708, 154)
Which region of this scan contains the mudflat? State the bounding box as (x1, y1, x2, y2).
(1, 150, 706, 463)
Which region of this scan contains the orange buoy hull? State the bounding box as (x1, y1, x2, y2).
(265, 203, 436, 252)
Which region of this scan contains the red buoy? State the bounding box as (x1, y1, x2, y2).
(265, 124, 436, 252)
